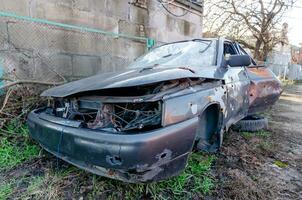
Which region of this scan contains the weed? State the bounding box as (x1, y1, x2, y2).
(0, 121, 217, 199)
(0, 138, 40, 169)
(0, 182, 13, 200)
(0, 121, 40, 170)
(26, 176, 45, 195)
(241, 130, 271, 139)
(281, 79, 297, 86)
(2, 120, 29, 137)
(256, 141, 273, 152)
(256, 130, 271, 138)
(241, 131, 254, 138)
(274, 160, 289, 168)
(148, 153, 216, 199)
(64, 153, 216, 200)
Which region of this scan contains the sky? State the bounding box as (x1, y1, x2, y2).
(285, 0, 302, 46)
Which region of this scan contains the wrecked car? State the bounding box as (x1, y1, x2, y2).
(27, 38, 282, 183)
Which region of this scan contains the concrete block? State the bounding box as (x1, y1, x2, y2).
(148, 10, 167, 29)
(0, 0, 30, 16)
(0, 50, 35, 79)
(147, 27, 190, 43)
(118, 20, 141, 37)
(147, 0, 203, 40)
(105, 0, 130, 20)
(7, 22, 116, 56)
(0, 21, 8, 50)
(34, 0, 118, 33)
(7, 23, 145, 61)
(166, 15, 179, 32)
(72, 55, 101, 77)
(72, 0, 91, 12)
(48, 54, 73, 77)
(147, 0, 162, 12)
(183, 12, 203, 24)
(129, 5, 149, 25)
(101, 55, 130, 73)
(87, 0, 107, 13)
(183, 20, 200, 37)
(30, 53, 72, 81)
(110, 38, 146, 60)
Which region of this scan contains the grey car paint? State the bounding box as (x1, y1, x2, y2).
(27, 38, 282, 182)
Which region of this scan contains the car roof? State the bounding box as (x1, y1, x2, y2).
(154, 38, 218, 49)
(154, 38, 236, 49)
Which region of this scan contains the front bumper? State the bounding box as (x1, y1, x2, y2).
(27, 109, 198, 183)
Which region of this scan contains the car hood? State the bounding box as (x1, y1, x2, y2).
(41, 66, 224, 97)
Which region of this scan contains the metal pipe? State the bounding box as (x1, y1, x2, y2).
(165, 1, 203, 17)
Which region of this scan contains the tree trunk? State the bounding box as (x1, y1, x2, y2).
(262, 43, 270, 62)
(253, 39, 263, 61)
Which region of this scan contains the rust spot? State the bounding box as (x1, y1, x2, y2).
(107, 169, 115, 176)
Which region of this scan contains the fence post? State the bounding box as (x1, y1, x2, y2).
(147, 38, 155, 51)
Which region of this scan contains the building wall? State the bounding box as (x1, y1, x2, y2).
(0, 0, 203, 80)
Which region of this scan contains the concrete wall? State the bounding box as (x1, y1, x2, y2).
(0, 0, 203, 80)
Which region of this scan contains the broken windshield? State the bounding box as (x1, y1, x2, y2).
(128, 40, 217, 69)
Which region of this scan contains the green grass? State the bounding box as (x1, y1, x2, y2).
(113, 153, 215, 200)
(0, 121, 40, 170)
(0, 138, 40, 169)
(49, 153, 215, 200)
(0, 121, 217, 199)
(2, 119, 30, 137)
(26, 176, 45, 195)
(274, 160, 289, 168)
(0, 182, 13, 200)
(256, 130, 271, 138)
(5, 153, 216, 200)
(255, 141, 273, 151)
(0, 151, 216, 199)
(241, 130, 271, 139)
(241, 131, 273, 152)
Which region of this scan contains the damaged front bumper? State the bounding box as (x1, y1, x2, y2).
(27, 108, 198, 183)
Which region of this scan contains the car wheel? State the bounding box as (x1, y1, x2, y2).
(195, 105, 223, 153)
(232, 115, 268, 132)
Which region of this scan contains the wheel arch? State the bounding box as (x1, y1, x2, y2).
(195, 102, 225, 152)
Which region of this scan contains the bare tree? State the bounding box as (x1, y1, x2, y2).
(203, 0, 294, 61)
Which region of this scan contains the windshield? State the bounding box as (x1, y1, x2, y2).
(128, 40, 217, 69)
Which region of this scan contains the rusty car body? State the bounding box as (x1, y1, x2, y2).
(27, 38, 282, 183)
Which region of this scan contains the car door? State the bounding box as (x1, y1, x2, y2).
(223, 42, 250, 127)
(235, 43, 283, 115)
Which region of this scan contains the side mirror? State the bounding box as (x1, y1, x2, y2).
(227, 55, 251, 67)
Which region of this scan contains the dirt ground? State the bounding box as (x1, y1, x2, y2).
(213, 83, 302, 200)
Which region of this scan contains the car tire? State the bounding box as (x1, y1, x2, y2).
(232, 115, 268, 132)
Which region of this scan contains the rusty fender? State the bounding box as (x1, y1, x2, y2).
(246, 67, 283, 115)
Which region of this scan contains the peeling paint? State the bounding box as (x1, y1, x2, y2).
(27, 38, 282, 183)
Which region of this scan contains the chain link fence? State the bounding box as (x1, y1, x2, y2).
(266, 47, 302, 81)
(267, 62, 302, 81)
(0, 12, 154, 83)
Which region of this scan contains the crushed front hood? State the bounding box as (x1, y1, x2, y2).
(41, 66, 222, 97)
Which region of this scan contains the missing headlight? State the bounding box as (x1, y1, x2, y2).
(52, 99, 162, 132)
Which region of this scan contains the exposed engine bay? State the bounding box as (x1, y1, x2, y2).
(49, 100, 162, 132)
(46, 78, 205, 132)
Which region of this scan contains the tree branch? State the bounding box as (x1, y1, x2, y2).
(0, 80, 66, 90)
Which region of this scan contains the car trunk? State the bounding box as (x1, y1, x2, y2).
(246, 66, 283, 114)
